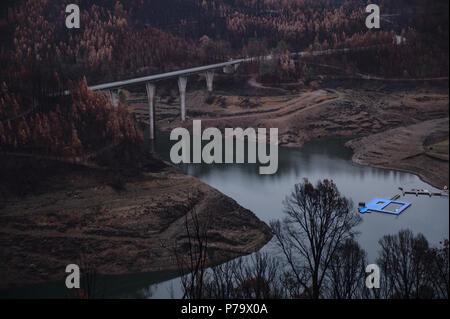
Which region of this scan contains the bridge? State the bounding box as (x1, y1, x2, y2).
(89, 60, 244, 139)
(87, 44, 396, 140)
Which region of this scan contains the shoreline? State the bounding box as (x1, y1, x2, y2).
(129, 81, 448, 191)
(0, 156, 272, 290)
(345, 118, 449, 190)
(2, 82, 447, 291)
(141, 120, 448, 191)
(349, 157, 445, 191)
(155, 127, 447, 190)
(283, 134, 447, 191)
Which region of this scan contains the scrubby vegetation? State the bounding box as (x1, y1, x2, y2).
(0, 0, 448, 157)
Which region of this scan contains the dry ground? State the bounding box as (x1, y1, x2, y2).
(0, 162, 272, 289)
(128, 79, 449, 188)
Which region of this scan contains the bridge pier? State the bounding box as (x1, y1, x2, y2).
(222, 63, 240, 74)
(145, 82, 156, 140)
(108, 89, 119, 108)
(223, 65, 234, 74)
(205, 71, 214, 92)
(178, 76, 188, 121)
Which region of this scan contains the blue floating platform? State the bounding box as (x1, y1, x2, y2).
(358, 198, 411, 215)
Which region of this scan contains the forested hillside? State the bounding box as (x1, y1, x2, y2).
(0, 0, 448, 158)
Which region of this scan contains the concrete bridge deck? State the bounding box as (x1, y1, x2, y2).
(89, 60, 243, 91)
(90, 58, 245, 139)
(87, 44, 394, 140)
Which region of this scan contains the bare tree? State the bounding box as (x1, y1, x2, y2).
(377, 229, 434, 299)
(202, 252, 286, 299)
(428, 239, 449, 299)
(325, 238, 367, 299)
(173, 207, 211, 299)
(203, 258, 237, 299)
(270, 178, 362, 299)
(232, 252, 285, 299)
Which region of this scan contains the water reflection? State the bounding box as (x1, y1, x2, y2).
(3, 130, 447, 299)
(152, 131, 448, 267)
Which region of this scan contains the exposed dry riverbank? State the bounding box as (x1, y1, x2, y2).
(0, 156, 272, 290)
(3, 79, 446, 290)
(346, 118, 449, 190)
(129, 78, 449, 189)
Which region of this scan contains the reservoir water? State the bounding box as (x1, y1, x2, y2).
(2, 131, 448, 298)
(145, 131, 449, 298)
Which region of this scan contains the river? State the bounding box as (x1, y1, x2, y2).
(135, 131, 448, 299)
(2, 131, 448, 298)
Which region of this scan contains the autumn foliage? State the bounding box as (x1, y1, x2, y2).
(0, 0, 448, 158)
(0, 79, 142, 157)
